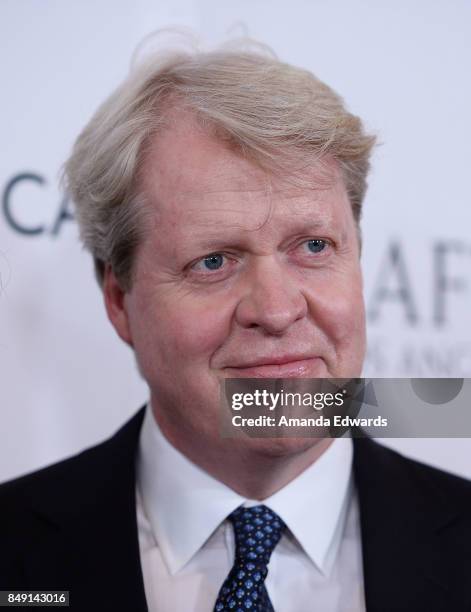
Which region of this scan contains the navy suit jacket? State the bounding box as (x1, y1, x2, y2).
(1, 407, 471, 611)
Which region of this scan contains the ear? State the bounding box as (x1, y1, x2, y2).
(103, 264, 134, 347)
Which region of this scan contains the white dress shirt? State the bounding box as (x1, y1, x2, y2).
(136, 405, 365, 611)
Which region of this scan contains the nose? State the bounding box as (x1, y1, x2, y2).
(235, 257, 308, 335)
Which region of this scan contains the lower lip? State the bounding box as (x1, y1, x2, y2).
(224, 358, 323, 378)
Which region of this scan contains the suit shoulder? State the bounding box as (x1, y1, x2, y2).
(0, 438, 114, 567)
(0, 407, 145, 516)
(355, 437, 471, 506)
(0, 436, 111, 510)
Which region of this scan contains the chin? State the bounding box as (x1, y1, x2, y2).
(243, 436, 325, 459)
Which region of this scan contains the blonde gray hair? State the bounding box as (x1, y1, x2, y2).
(63, 43, 376, 290)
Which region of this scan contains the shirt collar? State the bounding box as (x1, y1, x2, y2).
(264, 434, 353, 575)
(137, 404, 353, 576)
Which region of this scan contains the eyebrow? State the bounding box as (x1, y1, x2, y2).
(180, 218, 345, 254)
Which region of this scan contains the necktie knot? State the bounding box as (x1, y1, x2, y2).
(229, 505, 286, 567)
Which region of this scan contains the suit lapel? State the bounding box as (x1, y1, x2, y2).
(25, 408, 148, 612)
(353, 438, 471, 612)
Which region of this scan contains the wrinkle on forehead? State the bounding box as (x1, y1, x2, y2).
(172, 197, 341, 238)
(172, 169, 341, 230)
(176, 167, 347, 240)
(169, 156, 340, 202)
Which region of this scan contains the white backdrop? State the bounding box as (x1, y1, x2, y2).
(1, 0, 470, 483)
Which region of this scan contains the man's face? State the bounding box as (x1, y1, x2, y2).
(105, 113, 366, 458)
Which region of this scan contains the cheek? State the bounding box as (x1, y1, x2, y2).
(334, 285, 365, 341)
(147, 293, 236, 367)
(306, 271, 366, 343)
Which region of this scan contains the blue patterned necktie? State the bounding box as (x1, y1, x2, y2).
(213, 505, 286, 612)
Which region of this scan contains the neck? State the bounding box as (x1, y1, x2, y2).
(201, 438, 334, 499)
(153, 404, 333, 499)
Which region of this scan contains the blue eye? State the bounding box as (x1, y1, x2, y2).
(307, 239, 326, 253)
(203, 253, 224, 270)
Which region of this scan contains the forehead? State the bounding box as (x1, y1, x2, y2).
(139, 111, 353, 236)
